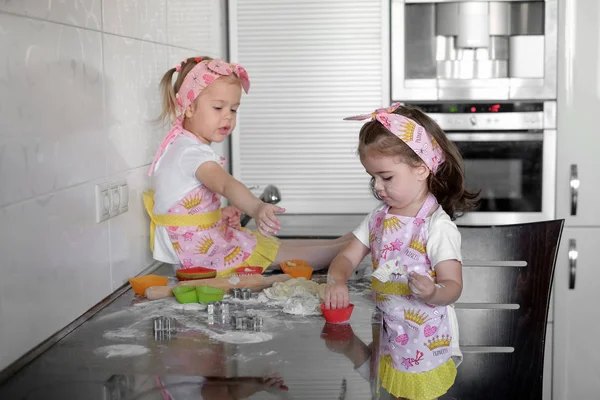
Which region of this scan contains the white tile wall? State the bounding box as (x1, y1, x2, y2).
(102, 0, 167, 42)
(0, 181, 111, 369)
(107, 166, 154, 289)
(0, 0, 225, 371)
(103, 34, 168, 175)
(0, 0, 102, 29)
(0, 15, 105, 207)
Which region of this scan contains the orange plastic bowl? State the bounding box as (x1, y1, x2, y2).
(128, 275, 169, 295)
(235, 266, 263, 276)
(320, 303, 354, 324)
(280, 260, 314, 280)
(176, 266, 217, 281)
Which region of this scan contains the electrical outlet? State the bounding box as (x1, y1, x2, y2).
(95, 183, 111, 223)
(96, 180, 129, 222)
(118, 182, 129, 213)
(109, 180, 127, 218)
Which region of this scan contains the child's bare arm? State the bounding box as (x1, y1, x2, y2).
(327, 237, 370, 285)
(408, 260, 463, 306)
(195, 162, 284, 234)
(325, 237, 369, 309)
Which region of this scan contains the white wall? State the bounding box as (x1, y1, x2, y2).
(0, 0, 226, 371)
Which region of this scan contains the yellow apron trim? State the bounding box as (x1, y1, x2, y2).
(215, 229, 281, 277)
(143, 190, 222, 252)
(379, 355, 457, 400)
(372, 277, 412, 296)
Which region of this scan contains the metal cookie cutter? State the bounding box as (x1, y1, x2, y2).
(232, 288, 252, 300)
(247, 315, 264, 331)
(242, 288, 252, 300)
(230, 314, 263, 331)
(207, 300, 229, 315)
(152, 316, 175, 341)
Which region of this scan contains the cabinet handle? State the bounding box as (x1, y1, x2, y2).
(568, 239, 577, 290)
(570, 164, 579, 216)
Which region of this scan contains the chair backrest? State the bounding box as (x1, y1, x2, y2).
(444, 220, 563, 400)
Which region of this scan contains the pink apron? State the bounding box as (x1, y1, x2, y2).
(369, 194, 457, 399)
(163, 176, 258, 273)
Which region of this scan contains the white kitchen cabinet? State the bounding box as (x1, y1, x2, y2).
(228, 0, 388, 214)
(553, 228, 600, 399)
(555, 0, 600, 226)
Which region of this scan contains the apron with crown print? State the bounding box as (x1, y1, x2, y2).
(369, 194, 457, 399)
(162, 155, 259, 274)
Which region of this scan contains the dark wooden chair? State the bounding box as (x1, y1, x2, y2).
(438, 220, 564, 400)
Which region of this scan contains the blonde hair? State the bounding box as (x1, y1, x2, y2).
(157, 56, 214, 124)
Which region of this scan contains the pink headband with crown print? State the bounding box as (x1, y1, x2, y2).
(148, 58, 250, 176)
(344, 103, 445, 174)
(175, 58, 250, 112)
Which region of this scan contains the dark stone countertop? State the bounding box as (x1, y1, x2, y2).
(0, 264, 388, 400)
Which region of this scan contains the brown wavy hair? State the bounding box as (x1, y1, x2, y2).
(357, 105, 479, 219)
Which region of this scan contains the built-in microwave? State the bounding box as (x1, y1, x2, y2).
(391, 0, 557, 101)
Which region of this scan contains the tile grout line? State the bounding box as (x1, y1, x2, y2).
(0, 10, 199, 52)
(99, 0, 114, 291)
(0, 165, 151, 210)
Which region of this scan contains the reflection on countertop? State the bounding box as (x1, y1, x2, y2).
(0, 264, 383, 399)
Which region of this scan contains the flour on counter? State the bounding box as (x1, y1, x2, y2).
(171, 302, 208, 311)
(282, 292, 321, 316)
(210, 331, 273, 344)
(103, 327, 139, 339)
(95, 344, 149, 358)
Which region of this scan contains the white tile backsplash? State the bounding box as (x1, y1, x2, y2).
(0, 0, 101, 29)
(0, 14, 105, 207)
(166, 0, 224, 54)
(0, 181, 111, 369)
(102, 0, 167, 43)
(0, 2, 224, 371)
(103, 34, 167, 175)
(108, 166, 153, 290)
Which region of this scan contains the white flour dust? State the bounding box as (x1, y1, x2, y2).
(95, 344, 149, 358)
(103, 327, 138, 339)
(210, 331, 273, 344)
(282, 292, 321, 316)
(101, 297, 275, 344)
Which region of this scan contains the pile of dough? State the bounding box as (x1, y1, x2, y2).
(263, 278, 327, 316)
(264, 278, 326, 301)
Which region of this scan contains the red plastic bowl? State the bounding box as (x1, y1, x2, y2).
(320, 303, 354, 324)
(176, 266, 217, 281)
(235, 266, 263, 276)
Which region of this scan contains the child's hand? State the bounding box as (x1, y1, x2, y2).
(221, 206, 242, 229)
(254, 203, 285, 236)
(324, 283, 350, 309)
(407, 271, 436, 302)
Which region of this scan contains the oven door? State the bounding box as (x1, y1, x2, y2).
(448, 131, 556, 225)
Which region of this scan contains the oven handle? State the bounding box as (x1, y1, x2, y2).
(570, 164, 579, 216)
(568, 239, 577, 290)
(446, 133, 543, 142)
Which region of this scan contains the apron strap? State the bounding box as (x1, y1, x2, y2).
(416, 193, 438, 219)
(143, 191, 222, 252)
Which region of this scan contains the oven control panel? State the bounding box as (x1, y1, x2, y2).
(405, 102, 555, 131)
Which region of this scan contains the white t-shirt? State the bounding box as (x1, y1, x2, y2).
(352, 203, 462, 269)
(151, 135, 222, 264)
